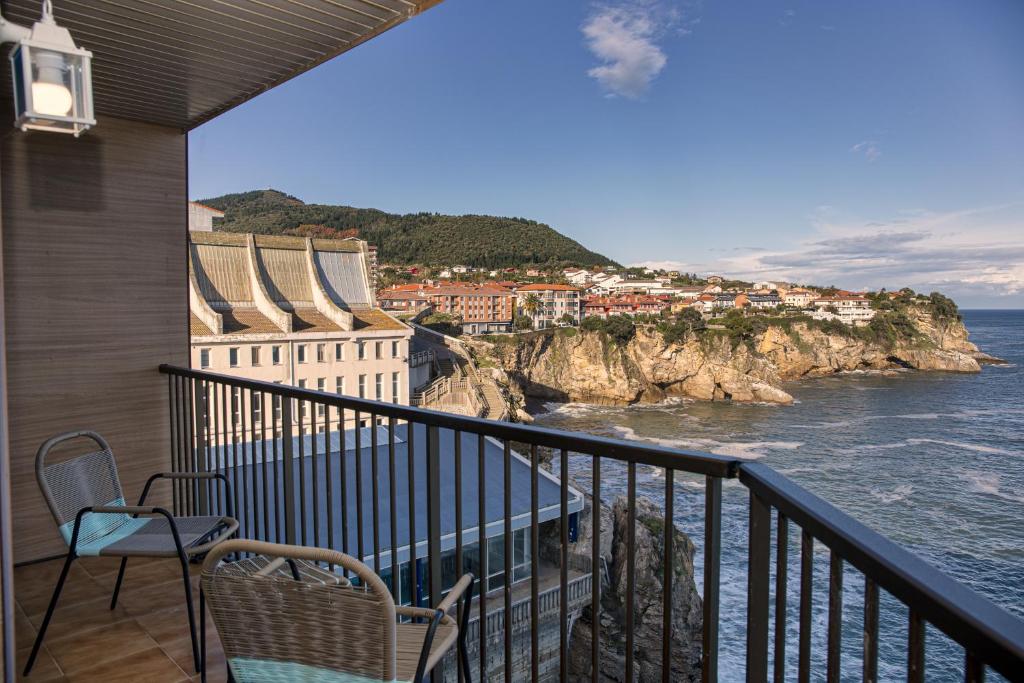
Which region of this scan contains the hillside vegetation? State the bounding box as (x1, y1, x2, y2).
(199, 189, 618, 269)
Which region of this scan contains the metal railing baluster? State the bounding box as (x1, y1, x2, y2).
(503, 439, 513, 683)
(530, 444, 540, 682)
(478, 433, 488, 679)
(827, 551, 843, 683)
(372, 415, 381, 575)
(454, 430, 464, 683)
(662, 467, 675, 683)
(388, 417, 399, 600)
(591, 454, 601, 683)
(908, 610, 925, 683)
(626, 461, 636, 683)
(747, 491, 771, 682)
(355, 410, 364, 563)
(863, 577, 879, 682)
(407, 422, 418, 608)
(704, 475, 722, 683)
(774, 512, 789, 683)
(799, 530, 813, 683)
(560, 448, 570, 683)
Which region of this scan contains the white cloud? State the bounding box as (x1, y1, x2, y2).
(582, 2, 675, 99)
(851, 140, 881, 162)
(631, 204, 1024, 302)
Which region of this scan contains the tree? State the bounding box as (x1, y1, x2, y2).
(558, 313, 576, 326)
(514, 314, 534, 331)
(520, 293, 541, 318)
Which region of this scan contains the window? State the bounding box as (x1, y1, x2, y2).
(336, 376, 345, 394)
(272, 345, 282, 365)
(273, 395, 282, 421)
(391, 340, 400, 358)
(231, 387, 241, 424)
(335, 342, 345, 361)
(199, 348, 210, 369)
(297, 344, 307, 364)
(375, 373, 382, 400)
(357, 341, 366, 360)
(358, 374, 366, 399)
(251, 346, 261, 366)
(317, 378, 326, 416)
(375, 341, 383, 360)
(316, 343, 326, 363)
(297, 379, 307, 421)
(229, 347, 239, 368)
(392, 372, 400, 404)
(253, 393, 262, 423)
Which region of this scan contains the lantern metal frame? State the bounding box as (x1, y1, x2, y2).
(1, 1, 95, 136)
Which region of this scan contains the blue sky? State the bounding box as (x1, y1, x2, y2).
(189, 0, 1024, 308)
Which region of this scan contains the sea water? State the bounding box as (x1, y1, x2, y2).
(533, 310, 1024, 681)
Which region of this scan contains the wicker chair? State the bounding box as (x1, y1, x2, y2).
(200, 539, 475, 683)
(23, 430, 239, 676)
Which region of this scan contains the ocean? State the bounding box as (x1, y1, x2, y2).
(532, 309, 1024, 681)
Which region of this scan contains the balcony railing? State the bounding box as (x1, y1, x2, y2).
(158, 364, 1024, 682)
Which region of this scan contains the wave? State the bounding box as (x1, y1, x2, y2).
(858, 438, 1017, 456)
(870, 483, 915, 504)
(956, 471, 1024, 504)
(610, 425, 801, 460)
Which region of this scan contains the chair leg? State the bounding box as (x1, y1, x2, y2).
(200, 588, 207, 683)
(23, 552, 75, 676)
(110, 556, 129, 609)
(178, 553, 201, 673)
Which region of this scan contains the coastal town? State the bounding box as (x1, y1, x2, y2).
(376, 261, 880, 332)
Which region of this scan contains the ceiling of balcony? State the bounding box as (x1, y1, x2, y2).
(0, 0, 442, 130)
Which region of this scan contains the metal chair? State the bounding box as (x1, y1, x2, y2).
(23, 430, 239, 676)
(200, 538, 475, 683)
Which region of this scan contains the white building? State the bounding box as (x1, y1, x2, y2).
(517, 284, 584, 329)
(784, 289, 816, 308)
(188, 201, 224, 232)
(811, 296, 876, 325)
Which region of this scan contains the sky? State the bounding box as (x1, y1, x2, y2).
(188, 0, 1024, 308)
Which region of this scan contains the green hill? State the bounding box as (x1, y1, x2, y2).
(199, 189, 618, 269)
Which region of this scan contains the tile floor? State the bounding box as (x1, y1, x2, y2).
(14, 555, 227, 682)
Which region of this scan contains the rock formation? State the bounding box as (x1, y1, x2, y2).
(564, 494, 703, 682)
(473, 304, 993, 407)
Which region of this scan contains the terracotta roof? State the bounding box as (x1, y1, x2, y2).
(352, 309, 408, 332)
(516, 284, 580, 292)
(189, 201, 225, 216)
(292, 308, 342, 333)
(190, 313, 213, 336)
(222, 309, 284, 334)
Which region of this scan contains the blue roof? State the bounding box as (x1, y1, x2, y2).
(209, 423, 583, 568)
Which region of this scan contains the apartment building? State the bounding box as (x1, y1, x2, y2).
(426, 284, 515, 334)
(189, 231, 413, 430)
(583, 294, 669, 319)
(517, 284, 584, 329)
(811, 295, 877, 325)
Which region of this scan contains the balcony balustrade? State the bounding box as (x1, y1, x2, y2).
(150, 364, 1024, 682)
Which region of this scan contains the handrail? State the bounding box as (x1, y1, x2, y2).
(159, 364, 736, 477)
(739, 463, 1024, 680)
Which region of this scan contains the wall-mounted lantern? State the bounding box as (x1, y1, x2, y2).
(1, 1, 94, 136)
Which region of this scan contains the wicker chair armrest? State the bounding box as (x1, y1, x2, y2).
(396, 605, 451, 623)
(437, 573, 474, 613)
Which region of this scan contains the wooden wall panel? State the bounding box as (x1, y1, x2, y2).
(1, 116, 188, 563)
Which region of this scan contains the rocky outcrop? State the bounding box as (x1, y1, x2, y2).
(487, 328, 795, 406)
(566, 494, 702, 682)
(476, 305, 991, 407)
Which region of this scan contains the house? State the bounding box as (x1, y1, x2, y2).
(517, 284, 584, 328)
(784, 288, 816, 308)
(712, 293, 740, 309)
(689, 294, 718, 314)
(583, 295, 669, 319)
(452, 265, 470, 274)
(753, 281, 777, 291)
(188, 232, 413, 412)
(703, 284, 723, 294)
(378, 289, 432, 313)
(563, 268, 593, 287)
(745, 292, 783, 310)
(812, 296, 876, 325)
(707, 274, 724, 284)
(187, 201, 224, 231)
(676, 285, 706, 300)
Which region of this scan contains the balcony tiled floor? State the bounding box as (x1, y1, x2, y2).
(14, 556, 226, 682)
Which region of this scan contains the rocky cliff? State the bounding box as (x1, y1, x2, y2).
(474, 305, 992, 407)
(563, 494, 703, 682)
